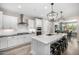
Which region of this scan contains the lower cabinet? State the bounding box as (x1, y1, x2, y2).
(0, 37, 8, 49)
(8, 36, 21, 47)
(23, 35, 32, 43)
(0, 34, 32, 50)
(8, 34, 32, 48)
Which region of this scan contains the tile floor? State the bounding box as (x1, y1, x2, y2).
(63, 38, 79, 55)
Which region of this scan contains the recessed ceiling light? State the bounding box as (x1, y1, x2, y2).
(44, 6, 48, 10)
(18, 5, 22, 9)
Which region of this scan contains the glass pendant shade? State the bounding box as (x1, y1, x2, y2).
(57, 11, 65, 22)
(47, 3, 58, 21)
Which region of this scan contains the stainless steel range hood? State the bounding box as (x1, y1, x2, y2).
(18, 14, 26, 24)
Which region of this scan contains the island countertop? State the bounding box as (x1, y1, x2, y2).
(32, 33, 67, 44)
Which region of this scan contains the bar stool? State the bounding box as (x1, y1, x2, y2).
(58, 39, 64, 54)
(62, 36, 68, 53)
(50, 42, 61, 55)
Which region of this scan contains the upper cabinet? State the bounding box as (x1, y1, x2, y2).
(35, 18, 43, 27)
(0, 11, 3, 29)
(0, 11, 18, 29)
(28, 19, 35, 29)
(3, 15, 18, 29)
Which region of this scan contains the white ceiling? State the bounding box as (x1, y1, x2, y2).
(0, 3, 79, 19)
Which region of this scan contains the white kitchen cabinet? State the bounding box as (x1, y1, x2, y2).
(0, 11, 18, 29)
(0, 11, 3, 29)
(16, 34, 32, 44)
(3, 15, 18, 29)
(0, 37, 8, 49)
(23, 34, 32, 43)
(7, 34, 32, 48)
(0, 33, 33, 50)
(16, 35, 25, 45)
(42, 20, 49, 34)
(7, 36, 20, 47)
(35, 18, 43, 27)
(28, 19, 35, 29)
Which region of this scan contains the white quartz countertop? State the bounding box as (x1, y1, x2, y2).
(0, 29, 33, 37)
(32, 33, 67, 44)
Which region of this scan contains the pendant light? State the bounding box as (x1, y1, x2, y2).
(47, 3, 58, 22)
(56, 11, 65, 22)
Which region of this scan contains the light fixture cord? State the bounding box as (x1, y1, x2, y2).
(60, 11, 63, 17)
(51, 3, 54, 11)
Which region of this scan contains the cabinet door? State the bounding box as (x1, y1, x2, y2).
(23, 35, 32, 43)
(7, 36, 18, 47)
(0, 11, 3, 29)
(3, 15, 18, 29)
(28, 19, 35, 29)
(35, 18, 43, 27)
(0, 38, 8, 49)
(16, 35, 24, 45)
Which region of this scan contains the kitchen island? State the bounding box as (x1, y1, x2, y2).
(32, 33, 68, 55)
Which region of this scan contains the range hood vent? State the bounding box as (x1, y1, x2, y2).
(18, 14, 26, 24)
